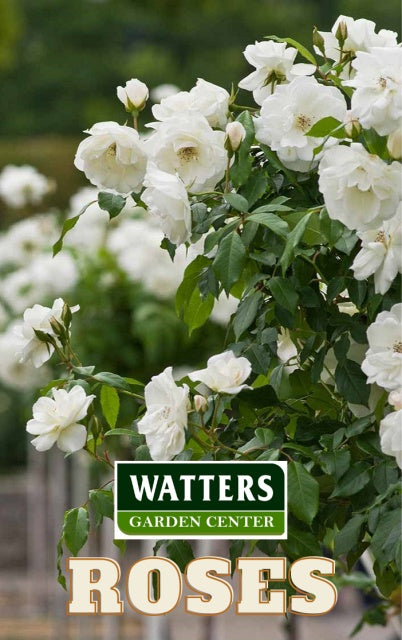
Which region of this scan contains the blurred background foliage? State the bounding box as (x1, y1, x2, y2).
(0, 0, 400, 209)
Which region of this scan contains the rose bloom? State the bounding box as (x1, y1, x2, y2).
(137, 367, 189, 461)
(151, 79, 229, 129)
(117, 78, 148, 111)
(142, 164, 191, 245)
(254, 76, 347, 172)
(0, 214, 58, 269)
(318, 143, 401, 231)
(189, 350, 252, 395)
(361, 303, 402, 392)
(15, 298, 78, 368)
(239, 40, 315, 105)
(352, 208, 402, 295)
(0, 164, 52, 208)
(277, 329, 298, 373)
(345, 47, 402, 135)
(146, 113, 227, 193)
(315, 15, 398, 67)
(379, 409, 402, 469)
(26, 386, 95, 453)
(0, 322, 49, 392)
(74, 121, 147, 194)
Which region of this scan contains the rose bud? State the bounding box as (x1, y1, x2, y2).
(117, 79, 149, 112)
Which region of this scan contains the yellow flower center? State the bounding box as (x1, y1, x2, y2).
(295, 114, 312, 132)
(106, 143, 117, 158)
(393, 341, 402, 353)
(177, 146, 198, 163)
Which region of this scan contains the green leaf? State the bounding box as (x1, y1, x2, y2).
(335, 360, 370, 405)
(89, 489, 114, 527)
(100, 385, 120, 429)
(135, 444, 152, 460)
(56, 536, 66, 590)
(246, 211, 288, 237)
(52, 199, 97, 256)
(63, 507, 89, 556)
(166, 540, 194, 572)
(334, 515, 366, 556)
(288, 462, 319, 525)
(230, 111, 255, 187)
(92, 371, 131, 391)
(320, 449, 351, 480)
(213, 231, 246, 293)
(282, 526, 321, 559)
(266, 35, 317, 66)
(229, 539, 245, 575)
(184, 288, 214, 334)
(330, 462, 370, 498)
(98, 191, 126, 219)
(241, 174, 268, 208)
(175, 255, 211, 316)
(306, 116, 343, 138)
(279, 212, 312, 274)
(244, 344, 271, 375)
(224, 192, 249, 212)
(233, 291, 262, 339)
(371, 509, 402, 569)
(268, 277, 299, 313)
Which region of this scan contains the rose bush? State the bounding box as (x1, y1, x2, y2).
(5, 14, 401, 632)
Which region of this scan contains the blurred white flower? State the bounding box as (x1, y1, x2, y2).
(254, 76, 347, 172)
(0, 214, 58, 268)
(277, 329, 298, 372)
(345, 47, 402, 135)
(389, 389, 402, 411)
(315, 15, 398, 67)
(65, 187, 109, 251)
(27, 386, 95, 453)
(225, 121, 246, 153)
(239, 40, 315, 105)
(387, 126, 402, 159)
(74, 121, 147, 194)
(137, 366, 189, 461)
(352, 209, 402, 294)
(189, 350, 251, 395)
(142, 164, 191, 245)
(15, 298, 78, 368)
(0, 322, 49, 391)
(210, 293, 239, 326)
(146, 113, 227, 193)
(362, 303, 402, 391)
(379, 409, 402, 469)
(117, 78, 149, 111)
(0, 165, 53, 208)
(318, 143, 401, 230)
(150, 83, 181, 103)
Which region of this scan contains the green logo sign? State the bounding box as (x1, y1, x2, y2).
(114, 461, 287, 539)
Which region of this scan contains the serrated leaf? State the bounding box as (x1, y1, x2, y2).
(92, 371, 131, 391)
(63, 507, 89, 556)
(100, 385, 120, 429)
(279, 212, 312, 274)
(330, 462, 370, 498)
(282, 526, 321, 559)
(233, 291, 262, 339)
(334, 514, 366, 557)
(268, 277, 299, 313)
(230, 111, 255, 187)
(246, 211, 288, 237)
(166, 540, 194, 572)
(335, 360, 370, 405)
(98, 192, 126, 218)
(288, 461, 319, 525)
(320, 449, 351, 480)
(213, 231, 246, 293)
(224, 192, 249, 212)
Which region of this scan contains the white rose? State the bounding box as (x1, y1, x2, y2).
(254, 76, 347, 172)
(142, 164, 191, 245)
(238, 40, 315, 105)
(389, 389, 402, 411)
(352, 209, 402, 294)
(74, 121, 147, 194)
(225, 121, 246, 153)
(379, 409, 402, 469)
(189, 78, 229, 128)
(0, 164, 53, 208)
(0, 214, 58, 269)
(145, 113, 227, 193)
(315, 15, 398, 67)
(0, 322, 49, 392)
(387, 125, 402, 159)
(277, 329, 298, 373)
(26, 386, 95, 453)
(318, 143, 401, 230)
(117, 78, 149, 111)
(361, 303, 402, 392)
(189, 350, 252, 395)
(137, 367, 189, 461)
(151, 91, 193, 123)
(345, 47, 402, 135)
(15, 298, 78, 368)
(150, 84, 180, 103)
